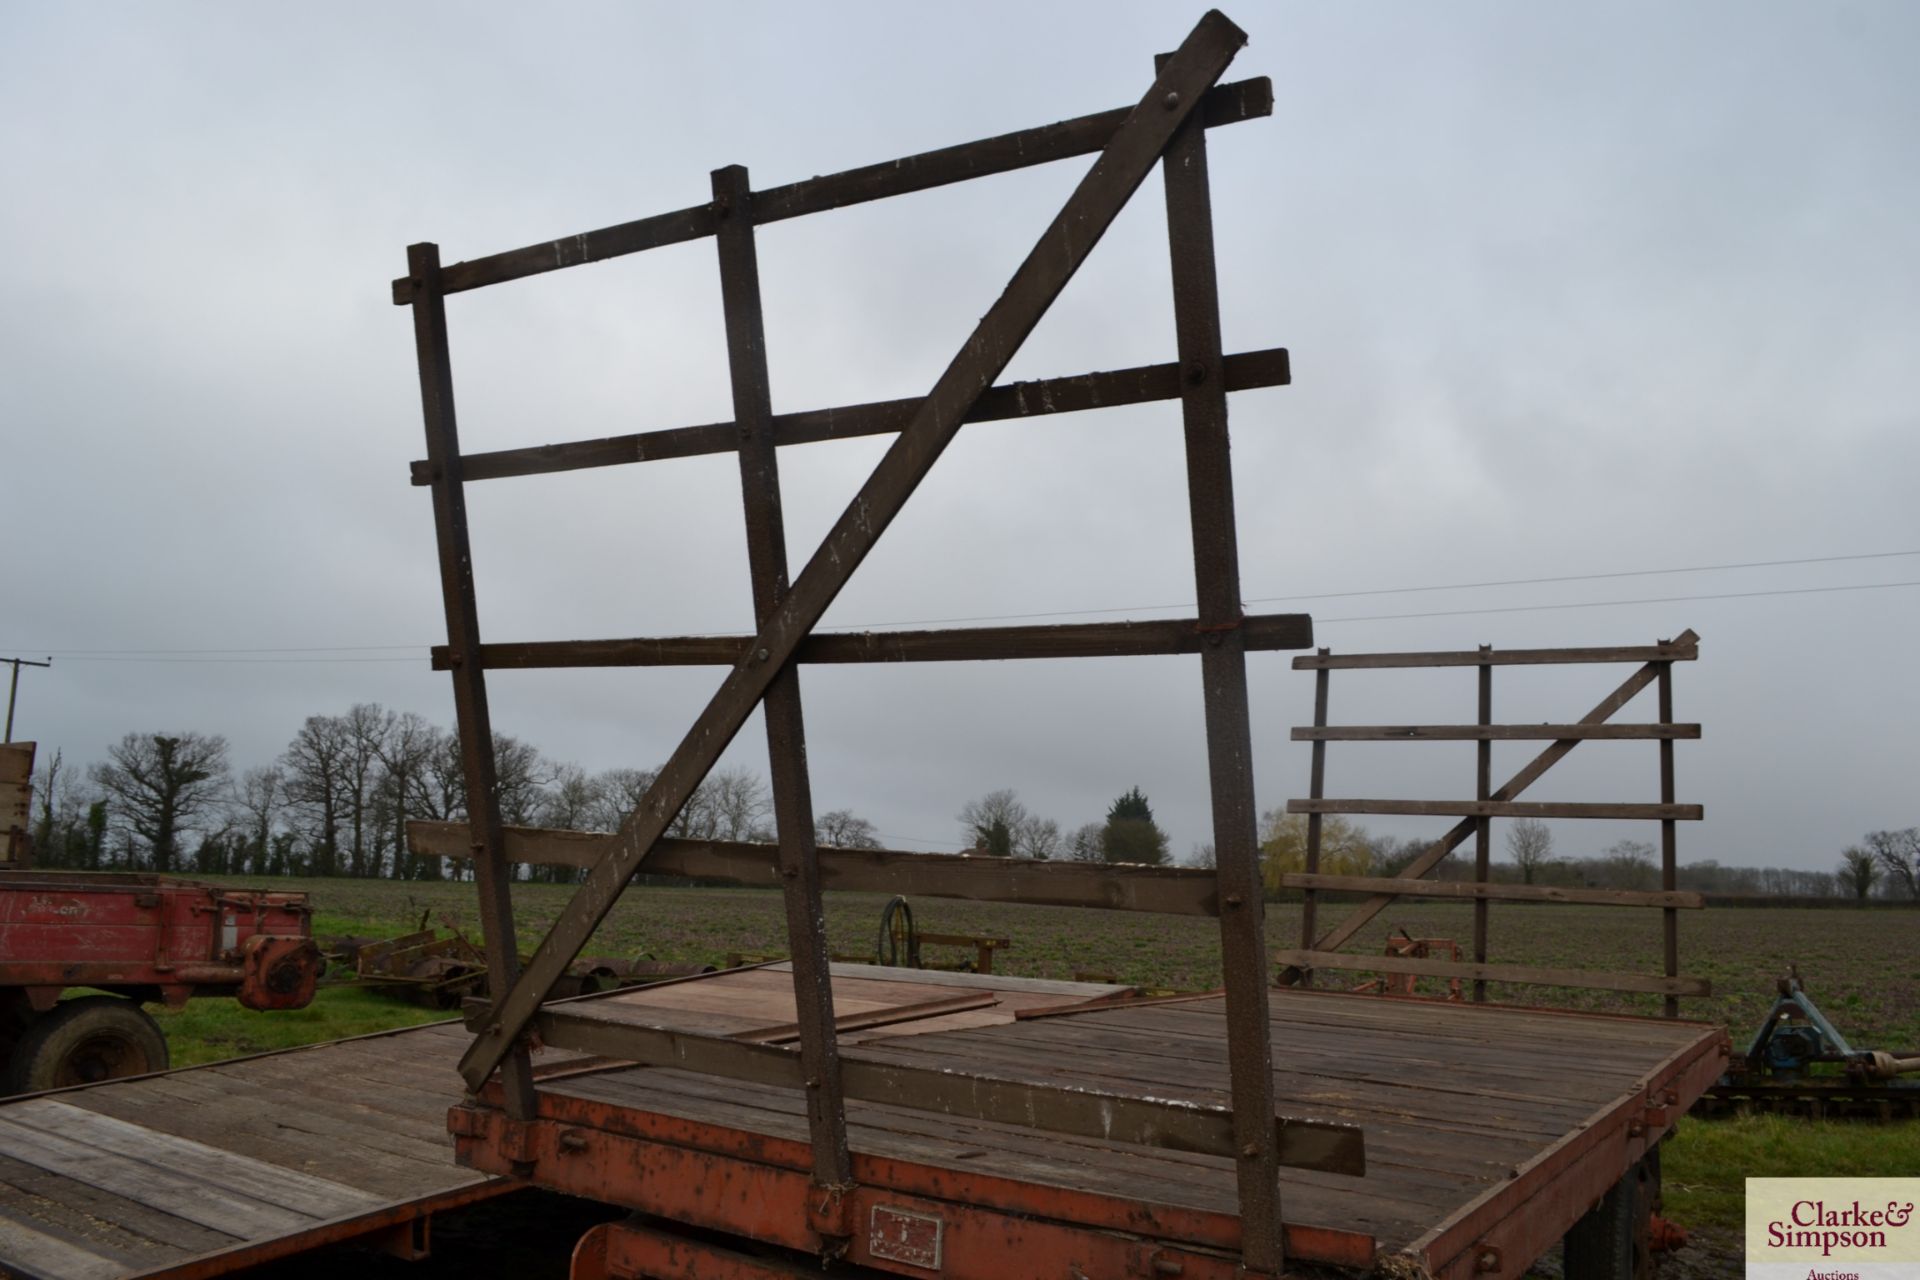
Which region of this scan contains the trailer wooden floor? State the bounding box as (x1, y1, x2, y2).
(0, 967, 1130, 1280)
(0, 1020, 508, 1280)
(456, 968, 1731, 1279)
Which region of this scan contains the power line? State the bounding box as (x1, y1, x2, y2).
(830, 548, 1920, 630)
(1317, 579, 1920, 625)
(14, 548, 1919, 662)
(45, 655, 425, 665)
(38, 645, 420, 656)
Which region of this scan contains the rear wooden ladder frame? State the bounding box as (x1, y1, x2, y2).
(395, 12, 1314, 1272)
(1276, 630, 1708, 1014)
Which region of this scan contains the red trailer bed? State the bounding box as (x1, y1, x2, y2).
(0, 871, 322, 1093)
(451, 965, 1728, 1279)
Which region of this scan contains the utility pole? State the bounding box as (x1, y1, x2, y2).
(2, 657, 51, 743)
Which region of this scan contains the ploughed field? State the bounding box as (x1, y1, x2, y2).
(249, 876, 1920, 1052)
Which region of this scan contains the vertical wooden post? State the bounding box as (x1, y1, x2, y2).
(1160, 75, 1284, 1274)
(1473, 645, 1492, 1002)
(1657, 651, 1679, 1018)
(710, 165, 853, 1195)
(1301, 651, 1330, 986)
(405, 242, 537, 1122)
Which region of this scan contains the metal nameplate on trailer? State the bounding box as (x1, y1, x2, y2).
(870, 1204, 943, 1270)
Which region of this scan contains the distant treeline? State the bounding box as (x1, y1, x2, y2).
(24, 705, 827, 885)
(22, 707, 1919, 905)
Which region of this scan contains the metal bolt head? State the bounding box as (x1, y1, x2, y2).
(1163, 90, 1181, 110)
(1239, 1142, 1260, 1159)
(756, 647, 771, 663)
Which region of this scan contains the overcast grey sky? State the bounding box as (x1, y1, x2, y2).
(3, 2, 1915, 870)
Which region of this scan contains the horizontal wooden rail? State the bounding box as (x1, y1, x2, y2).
(412, 347, 1290, 485)
(1291, 641, 1697, 670)
(1288, 799, 1702, 821)
(514, 1002, 1362, 1173)
(431, 611, 1311, 671)
(1290, 723, 1700, 742)
(407, 821, 1219, 915)
(1280, 874, 1705, 909)
(1271, 950, 1710, 998)
(391, 78, 1272, 304)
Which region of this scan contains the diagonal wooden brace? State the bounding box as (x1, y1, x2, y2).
(458, 9, 1251, 1091)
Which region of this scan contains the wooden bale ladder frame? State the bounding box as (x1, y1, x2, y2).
(397, 13, 1338, 1275)
(1276, 630, 1709, 1016)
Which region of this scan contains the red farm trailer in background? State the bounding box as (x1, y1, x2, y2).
(0, 741, 323, 1093)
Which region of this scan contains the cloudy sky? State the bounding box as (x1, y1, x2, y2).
(3, 3, 1914, 871)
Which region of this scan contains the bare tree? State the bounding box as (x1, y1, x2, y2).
(1013, 815, 1061, 861)
(1603, 838, 1657, 891)
(375, 710, 439, 880)
(703, 768, 773, 842)
(1064, 822, 1106, 863)
(958, 789, 1028, 856)
(490, 732, 554, 829)
(590, 767, 654, 833)
(282, 714, 351, 875)
(405, 727, 467, 879)
(1866, 828, 1919, 900)
(529, 764, 602, 884)
(541, 765, 602, 831)
(90, 732, 230, 872)
(1189, 842, 1216, 869)
(340, 703, 388, 876)
(1505, 817, 1553, 885)
(815, 809, 882, 849)
(231, 766, 285, 877)
(30, 748, 62, 857)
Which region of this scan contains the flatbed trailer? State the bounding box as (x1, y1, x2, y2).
(382, 9, 1724, 1278)
(451, 965, 1727, 1280)
(0, 965, 1130, 1279)
(0, 962, 1727, 1280)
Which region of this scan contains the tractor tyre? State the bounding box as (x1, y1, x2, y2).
(5, 996, 169, 1094)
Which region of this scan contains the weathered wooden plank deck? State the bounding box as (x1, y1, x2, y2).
(0, 966, 1727, 1278)
(0, 966, 1127, 1279)
(0, 1021, 504, 1280)
(458, 975, 1729, 1278)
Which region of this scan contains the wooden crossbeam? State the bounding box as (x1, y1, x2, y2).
(1280, 874, 1704, 909)
(388, 79, 1271, 304)
(1288, 800, 1703, 821)
(456, 13, 1253, 1091)
(1291, 723, 1699, 741)
(1292, 640, 1697, 669)
(413, 347, 1290, 485)
(432, 612, 1312, 670)
(1273, 949, 1709, 998)
(408, 821, 1220, 915)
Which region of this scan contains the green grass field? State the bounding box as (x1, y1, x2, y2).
(251, 876, 1920, 1048)
(144, 877, 1918, 1270)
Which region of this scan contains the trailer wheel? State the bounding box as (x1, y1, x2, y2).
(5, 997, 169, 1094)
